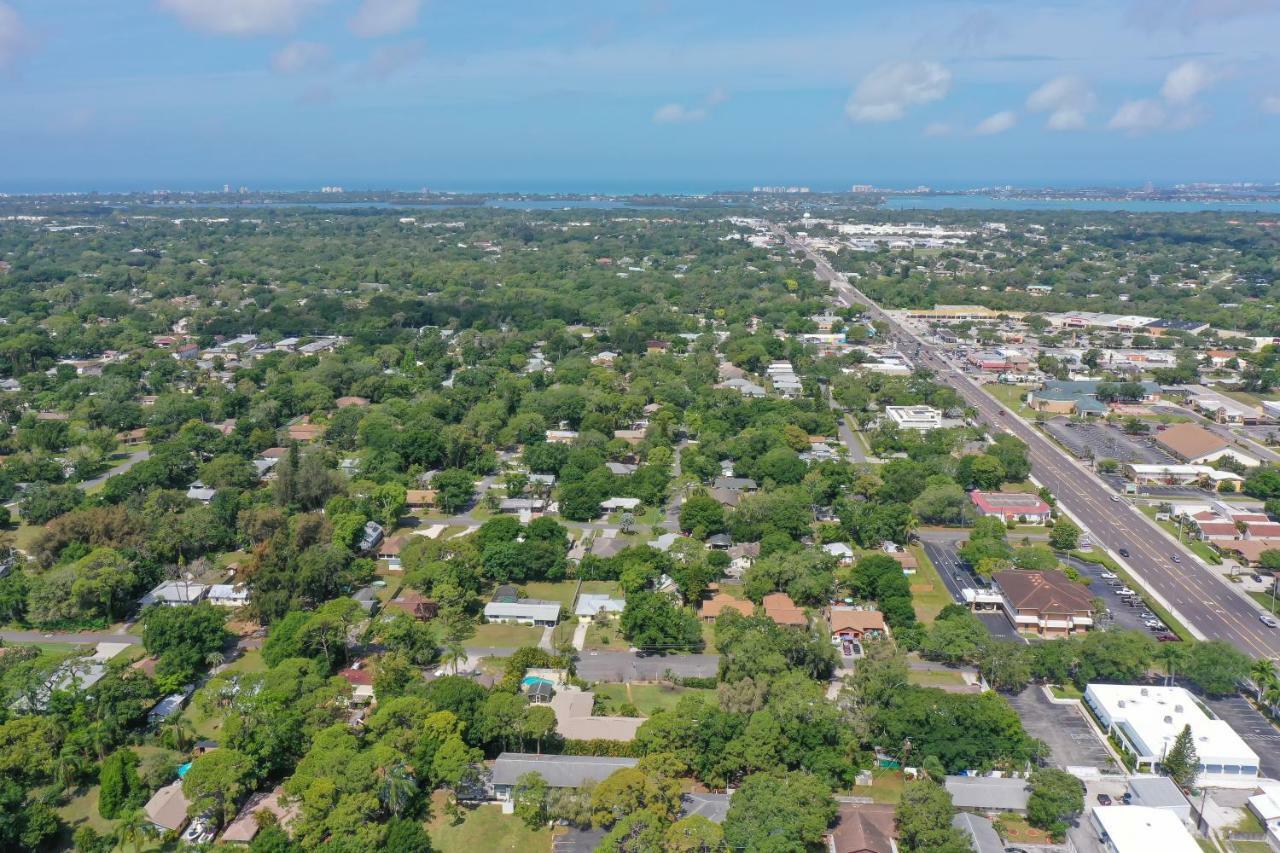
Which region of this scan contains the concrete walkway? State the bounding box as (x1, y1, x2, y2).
(571, 620, 589, 651)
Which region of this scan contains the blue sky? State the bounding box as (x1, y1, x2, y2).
(1, 0, 1279, 192)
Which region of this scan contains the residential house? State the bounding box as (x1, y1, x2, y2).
(828, 607, 888, 657)
(713, 476, 758, 492)
(483, 599, 561, 626)
(140, 581, 208, 608)
(185, 483, 216, 504)
(285, 422, 325, 442)
(386, 588, 438, 620)
(944, 775, 1032, 815)
(405, 489, 436, 510)
(762, 592, 807, 627)
(335, 396, 370, 408)
(990, 570, 1095, 637)
(606, 462, 638, 476)
(827, 803, 898, 853)
(698, 593, 754, 621)
(220, 786, 299, 844)
(207, 584, 249, 608)
(337, 663, 376, 705)
(600, 496, 641, 511)
(377, 535, 407, 570)
(952, 814, 1003, 853)
(489, 753, 638, 802)
(144, 781, 191, 834)
(613, 428, 647, 446)
(822, 542, 856, 566)
(574, 594, 626, 619)
(357, 521, 384, 553)
(549, 688, 646, 741)
(727, 542, 760, 577)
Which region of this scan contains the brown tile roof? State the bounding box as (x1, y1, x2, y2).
(1218, 539, 1280, 564)
(286, 423, 326, 441)
(993, 570, 1095, 616)
(1155, 423, 1229, 461)
(828, 608, 887, 636)
(762, 592, 807, 626)
(698, 593, 753, 620)
(829, 803, 897, 853)
(220, 786, 298, 843)
(335, 396, 370, 408)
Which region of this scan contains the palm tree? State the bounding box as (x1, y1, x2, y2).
(54, 750, 86, 789)
(379, 764, 418, 817)
(443, 639, 467, 675)
(117, 808, 148, 853)
(205, 650, 226, 669)
(1252, 659, 1279, 701)
(163, 716, 196, 752)
(1264, 684, 1280, 716)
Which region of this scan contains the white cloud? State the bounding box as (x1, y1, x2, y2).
(652, 89, 728, 124)
(1263, 94, 1280, 113)
(1026, 75, 1096, 130)
(272, 41, 331, 75)
(974, 110, 1017, 135)
(349, 0, 421, 39)
(1107, 98, 1168, 133)
(653, 103, 707, 124)
(1160, 60, 1218, 104)
(158, 0, 326, 36)
(365, 39, 426, 79)
(923, 122, 953, 137)
(845, 60, 951, 123)
(0, 2, 29, 70)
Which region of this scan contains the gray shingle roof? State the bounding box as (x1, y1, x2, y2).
(490, 753, 637, 788)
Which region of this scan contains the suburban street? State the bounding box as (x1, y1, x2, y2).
(783, 227, 1280, 659)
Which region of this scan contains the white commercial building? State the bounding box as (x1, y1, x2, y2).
(884, 405, 943, 431)
(1090, 806, 1200, 853)
(1085, 684, 1258, 782)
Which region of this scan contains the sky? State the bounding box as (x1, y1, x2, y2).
(2, 0, 1280, 192)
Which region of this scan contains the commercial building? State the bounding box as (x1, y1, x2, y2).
(1085, 684, 1259, 781)
(1028, 379, 1161, 416)
(1089, 806, 1201, 853)
(990, 570, 1095, 637)
(1123, 463, 1244, 490)
(1154, 423, 1260, 468)
(1126, 777, 1191, 823)
(970, 491, 1052, 524)
(885, 405, 943, 431)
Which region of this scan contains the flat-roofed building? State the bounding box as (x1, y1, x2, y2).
(1090, 806, 1200, 853)
(1085, 683, 1258, 781)
(885, 405, 943, 431)
(970, 491, 1051, 524)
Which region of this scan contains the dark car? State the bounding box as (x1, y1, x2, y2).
(1097, 793, 1112, 806)
(1156, 633, 1181, 642)
(1118, 548, 1130, 558)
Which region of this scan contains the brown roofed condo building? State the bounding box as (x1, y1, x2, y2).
(991, 570, 1095, 637)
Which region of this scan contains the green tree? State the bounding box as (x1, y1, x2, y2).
(182, 747, 256, 826)
(665, 814, 725, 852)
(896, 779, 971, 853)
(513, 772, 549, 828)
(1026, 768, 1084, 839)
(432, 469, 476, 514)
(619, 591, 702, 652)
(723, 771, 836, 852)
(98, 749, 144, 819)
(1161, 724, 1199, 788)
(1048, 519, 1081, 551)
(1181, 640, 1251, 696)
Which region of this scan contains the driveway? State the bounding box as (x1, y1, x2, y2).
(79, 449, 151, 491)
(1007, 686, 1118, 773)
(919, 537, 1020, 640)
(552, 827, 605, 853)
(575, 651, 719, 683)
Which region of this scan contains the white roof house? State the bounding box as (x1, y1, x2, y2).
(600, 497, 641, 511)
(574, 594, 626, 618)
(140, 581, 209, 608)
(1085, 684, 1258, 781)
(483, 600, 561, 626)
(1089, 806, 1200, 853)
(208, 584, 249, 607)
(885, 405, 943, 431)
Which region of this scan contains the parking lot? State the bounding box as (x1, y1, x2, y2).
(920, 537, 1021, 640)
(1201, 693, 1280, 779)
(1044, 419, 1177, 465)
(1007, 685, 1118, 772)
(1062, 555, 1168, 635)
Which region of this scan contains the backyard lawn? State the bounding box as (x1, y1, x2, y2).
(848, 769, 906, 804)
(584, 620, 626, 650)
(53, 784, 117, 844)
(521, 581, 579, 609)
(471, 622, 546, 649)
(427, 794, 551, 853)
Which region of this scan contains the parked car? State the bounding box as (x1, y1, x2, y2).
(1100, 572, 1117, 581)
(1156, 633, 1180, 642)
(1253, 574, 1265, 584)
(1097, 794, 1112, 806)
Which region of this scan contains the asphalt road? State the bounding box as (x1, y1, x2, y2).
(918, 537, 1020, 640)
(783, 228, 1280, 659)
(827, 387, 868, 462)
(574, 651, 720, 682)
(1201, 692, 1280, 778)
(1, 629, 141, 645)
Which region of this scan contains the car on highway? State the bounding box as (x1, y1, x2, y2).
(1171, 555, 1181, 563)
(1262, 615, 1278, 628)
(1118, 548, 1129, 558)
(1110, 495, 1121, 502)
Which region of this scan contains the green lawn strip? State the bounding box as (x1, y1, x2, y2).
(698, 620, 718, 654)
(907, 545, 953, 624)
(1249, 592, 1280, 615)
(984, 383, 1037, 418)
(1070, 550, 1194, 641)
(1049, 683, 1084, 700)
(471, 622, 546, 648)
(594, 682, 714, 715)
(907, 668, 968, 688)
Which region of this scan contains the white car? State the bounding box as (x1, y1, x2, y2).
(1100, 572, 1117, 581)
(1262, 615, 1278, 628)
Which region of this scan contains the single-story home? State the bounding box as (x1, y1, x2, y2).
(827, 802, 897, 853)
(698, 593, 754, 622)
(828, 607, 888, 656)
(483, 599, 561, 626)
(600, 497, 641, 511)
(207, 584, 249, 607)
(144, 781, 191, 834)
(220, 786, 299, 844)
(945, 775, 1032, 815)
(489, 753, 638, 802)
(574, 594, 626, 619)
(140, 581, 209, 608)
(762, 592, 807, 627)
(386, 588, 438, 621)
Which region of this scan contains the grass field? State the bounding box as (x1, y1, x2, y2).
(698, 620, 718, 654)
(908, 545, 954, 624)
(985, 383, 1037, 417)
(907, 668, 969, 688)
(472, 622, 546, 649)
(593, 682, 714, 714)
(54, 784, 116, 842)
(427, 795, 552, 853)
(848, 769, 906, 804)
(1050, 683, 1085, 700)
(521, 581, 579, 609)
